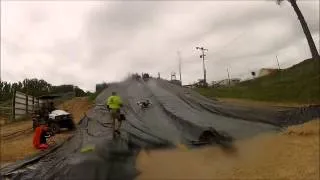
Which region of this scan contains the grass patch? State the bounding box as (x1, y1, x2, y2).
(196, 58, 320, 104)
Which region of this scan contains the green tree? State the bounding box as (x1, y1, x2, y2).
(0, 78, 88, 102)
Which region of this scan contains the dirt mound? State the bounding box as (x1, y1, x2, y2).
(284, 119, 319, 136)
(59, 97, 92, 124)
(137, 119, 320, 180)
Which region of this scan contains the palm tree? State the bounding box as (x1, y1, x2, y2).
(277, 0, 319, 59)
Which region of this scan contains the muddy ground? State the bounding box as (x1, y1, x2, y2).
(137, 119, 320, 180)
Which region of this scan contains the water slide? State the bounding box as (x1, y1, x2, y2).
(1, 78, 318, 180)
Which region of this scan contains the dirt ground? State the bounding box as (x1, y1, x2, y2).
(0, 132, 72, 167)
(0, 97, 92, 166)
(137, 119, 320, 180)
(59, 97, 93, 124)
(0, 116, 8, 126)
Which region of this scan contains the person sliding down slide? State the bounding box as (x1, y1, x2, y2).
(33, 123, 52, 150)
(137, 99, 152, 109)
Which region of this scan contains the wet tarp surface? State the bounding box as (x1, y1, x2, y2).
(1, 78, 319, 180)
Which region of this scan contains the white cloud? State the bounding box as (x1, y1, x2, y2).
(1, 1, 319, 91)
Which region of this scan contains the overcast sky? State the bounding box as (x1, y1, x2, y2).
(1, 0, 319, 91)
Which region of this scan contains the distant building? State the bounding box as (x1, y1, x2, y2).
(212, 78, 240, 87)
(170, 80, 182, 86)
(183, 84, 193, 88)
(183, 79, 207, 88)
(258, 68, 278, 77)
(196, 79, 208, 87)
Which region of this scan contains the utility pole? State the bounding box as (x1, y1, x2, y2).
(227, 68, 231, 86)
(73, 85, 76, 97)
(276, 55, 283, 81)
(196, 47, 208, 86)
(0, 51, 1, 82)
(177, 51, 182, 82)
(0, 57, 1, 82)
(276, 55, 281, 70)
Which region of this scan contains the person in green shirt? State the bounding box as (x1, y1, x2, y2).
(107, 91, 123, 134)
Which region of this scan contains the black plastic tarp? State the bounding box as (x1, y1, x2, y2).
(1, 78, 319, 180)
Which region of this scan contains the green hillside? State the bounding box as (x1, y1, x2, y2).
(196, 58, 320, 104)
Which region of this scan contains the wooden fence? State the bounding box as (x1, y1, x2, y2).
(1, 91, 75, 123)
(12, 90, 42, 120)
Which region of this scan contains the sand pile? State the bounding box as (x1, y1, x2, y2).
(59, 97, 92, 123)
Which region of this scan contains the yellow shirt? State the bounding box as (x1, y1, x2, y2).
(107, 95, 122, 109)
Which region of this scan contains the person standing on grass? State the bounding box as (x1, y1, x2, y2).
(106, 91, 123, 134)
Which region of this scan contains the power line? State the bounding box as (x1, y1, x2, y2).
(176, 31, 248, 66)
(212, 31, 247, 56)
